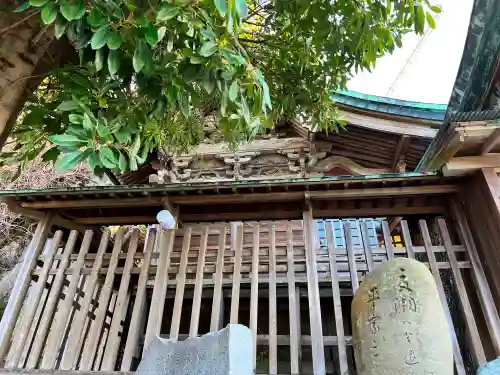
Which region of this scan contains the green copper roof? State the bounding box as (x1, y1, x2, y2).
(447, 0, 500, 113)
(333, 90, 447, 121)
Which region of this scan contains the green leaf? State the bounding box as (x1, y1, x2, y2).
(54, 17, 66, 39)
(135, 15, 149, 27)
(69, 114, 83, 124)
(133, 40, 150, 73)
(14, 2, 31, 12)
(88, 151, 100, 169)
(107, 32, 123, 50)
(108, 49, 121, 75)
(190, 55, 206, 64)
(55, 150, 88, 172)
(95, 48, 105, 71)
(129, 154, 138, 171)
(99, 146, 118, 168)
(57, 100, 79, 111)
(118, 153, 127, 173)
(29, 0, 48, 7)
(59, 0, 85, 21)
(430, 5, 441, 13)
(91, 25, 109, 50)
(49, 134, 86, 147)
(199, 40, 217, 57)
(41, 2, 57, 24)
(82, 113, 93, 130)
(130, 134, 141, 157)
(145, 24, 158, 46)
(156, 5, 180, 21)
(416, 6, 425, 31)
(214, 0, 227, 17)
(229, 80, 238, 101)
(262, 80, 272, 109)
(87, 9, 104, 27)
(426, 12, 436, 29)
(157, 26, 167, 43)
(235, 0, 247, 18)
(203, 70, 214, 94)
(41, 147, 59, 163)
(200, 28, 216, 40)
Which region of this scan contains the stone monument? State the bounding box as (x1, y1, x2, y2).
(136, 324, 253, 375)
(352, 258, 453, 375)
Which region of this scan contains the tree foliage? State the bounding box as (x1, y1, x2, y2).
(2, 0, 439, 174)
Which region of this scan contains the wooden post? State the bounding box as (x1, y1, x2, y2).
(121, 227, 157, 371)
(0, 214, 53, 362)
(189, 227, 208, 337)
(303, 205, 326, 375)
(210, 226, 227, 332)
(326, 224, 348, 375)
(6, 231, 62, 368)
(144, 229, 175, 354)
(450, 200, 500, 356)
(419, 220, 466, 375)
(249, 224, 259, 369)
(171, 228, 192, 340)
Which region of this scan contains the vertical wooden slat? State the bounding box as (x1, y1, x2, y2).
(59, 231, 110, 370)
(295, 286, 302, 372)
(303, 208, 326, 375)
(210, 226, 226, 332)
(19, 239, 61, 368)
(229, 224, 243, 324)
(5, 231, 62, 368)
(418, 220, 466, 375)
(120, 227, 156, 371)
(170, 228, 192, 340)
(326, 224, 348, 375)
(25, 230, 78, 369)
(400, 220, 415, 259)
(437, 219, 487, 366)
(144, 229, 175, 353)
(344, 221, 359, 294)
(78, 229, 125, 370)
(381, 221, 395, 259)
(6, 231, 62, 368)
(450, 200, 500, 356)
(189, 227, 208, 338)
(269, 223, 278, 375)
(360, 221, 375, 271)
(101, 230, 140, 371)
(249, 224, 259, 369)
(93, 291, 119, 371)
(0, 213, 53, 361)
(286, 224, 299, 375)
(42, 230, 93, 369)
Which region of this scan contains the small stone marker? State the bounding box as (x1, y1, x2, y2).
(136, 324, 253, 375)
(352, 258, 453, 375)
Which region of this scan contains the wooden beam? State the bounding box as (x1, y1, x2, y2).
(480, 128, 500, 155)
(171, 191, 304, 205)
(306, 185, 458, 199)
(1, 198, 93, 233)
(391, 135, 411, 171)
(443, 154, 500, 176)
(314, 206, 445, 217)
(20, 196, 165, 209)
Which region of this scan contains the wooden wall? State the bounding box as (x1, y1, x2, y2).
(0, 211, 497, 374)
(458, 168, 500, 309)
